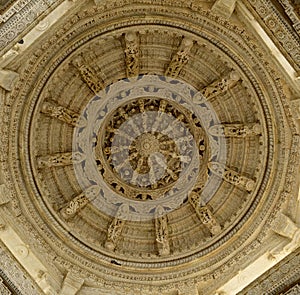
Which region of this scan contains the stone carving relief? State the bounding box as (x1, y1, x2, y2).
(208, 162, 255, 192)
(155, 206, 170, 256)
(188, 191, 221, 235)
(208, 123, 261, 137)
(200, 71, 240, 100)
(105, 204, 129, 251)
(212, 0, 237, 19)
(59, 271, 84, 295)
(37, 152, 85, 168)
(124, 32, 140, 77)
(41, 102, 83, 127)
(165, 37, 194, 78)
(72, 56, 104, 94)
(60, 186, 100, 220)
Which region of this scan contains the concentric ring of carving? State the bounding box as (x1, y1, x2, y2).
(73, 75, 226, 221)
(97, 97, 207, 201)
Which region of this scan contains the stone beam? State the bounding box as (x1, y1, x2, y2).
(212, 0, 237, 19)
(59, 271, 84, 295)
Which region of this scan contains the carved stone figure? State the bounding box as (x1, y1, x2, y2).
(188, 191, 221, 235)
(209, 123, 261, 137)
(155, 207, 170, 256)
(72, 56, 104, 94)
(165, 37, 193, 77)
(209, 162, 255, 192)
(37, 152, 85, 168)
(41, 102, 81, 127)
(124, 32, 140, 77)
(201, 71, 240, 100)
(105, 204, 129, 251)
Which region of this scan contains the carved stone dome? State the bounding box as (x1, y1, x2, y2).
(0, 1, 299, 294)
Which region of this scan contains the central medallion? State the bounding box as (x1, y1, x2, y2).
(97, 97, 205, 200)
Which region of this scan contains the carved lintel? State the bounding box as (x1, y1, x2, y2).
(59, 271, 84, 295)
(165, 37, 194, 78)
(37, 152, 85, 168)
(188, 192, 221, 235)
(105, 204, 129, 251)
(0, 69, 19, 91)
(72, 56, 104, 94)
(124, 32, 140, 77)
(208, 162, 255, 192)
(290, 99, 300, 119)
(155, 206, 170, 256)
(208, 123, 262, 137)
(200, 70, 240, 100)
(212, 0, 237, 19)
(41, 102, 84, 127)
(60, 186, 100, 219)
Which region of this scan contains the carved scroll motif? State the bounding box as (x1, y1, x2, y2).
(208, 123, 261, 137)
(200, 71, 240, 100)
(41, 102, 83, 127)
(165, 37, 194, 78)
(155, 206, 170, 256)
(37, 152, 85, 168)
(72, 56, 104, 94)
(60, 186, 100, 219)
(188, 191, 221, 235)
(124, 32, 140, 77)
(208, 162, 255, 192)
(105, 204, 129, 251)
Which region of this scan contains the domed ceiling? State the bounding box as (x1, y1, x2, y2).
(0, 1, 299, 294)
